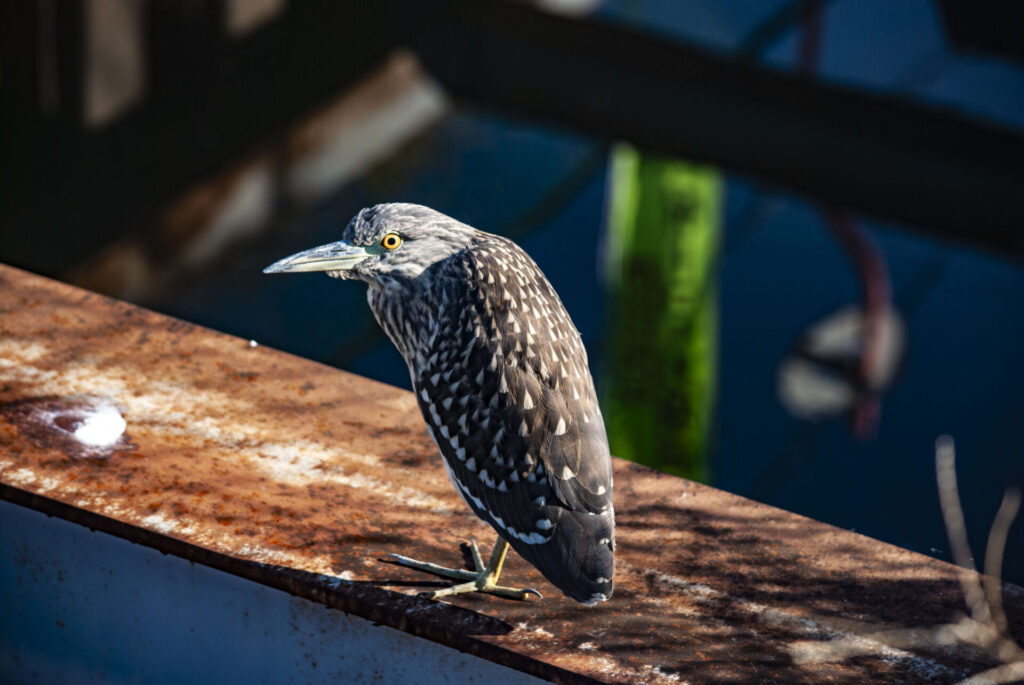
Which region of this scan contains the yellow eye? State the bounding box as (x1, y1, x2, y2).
(380, 233, 402, 250)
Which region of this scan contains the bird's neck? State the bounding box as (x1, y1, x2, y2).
(367, 280, 448, 373)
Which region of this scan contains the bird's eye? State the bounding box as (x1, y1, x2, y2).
(380, 233, 403, 250)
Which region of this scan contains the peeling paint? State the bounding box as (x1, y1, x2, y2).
(0, 396, 136, 459)
(515, 623, 554, 639)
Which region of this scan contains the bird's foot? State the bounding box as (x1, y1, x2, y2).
(417, 576, 543, 601)
(385, 539, 542, 601)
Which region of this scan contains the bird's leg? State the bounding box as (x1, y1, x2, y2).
(386, 539, 542, 601)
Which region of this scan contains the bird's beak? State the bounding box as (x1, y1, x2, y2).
(263, 240, 373, 274)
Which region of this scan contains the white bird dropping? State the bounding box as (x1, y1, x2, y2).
(73, 404, 127, 447)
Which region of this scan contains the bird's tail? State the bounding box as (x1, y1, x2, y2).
(509, 507, 615, 605)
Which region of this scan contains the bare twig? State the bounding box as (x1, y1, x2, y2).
(984, 487, 1021, 636)
(791, 436, 1023, 683)
(958, 662, 1024, 685)
(935, 435, 991, 624)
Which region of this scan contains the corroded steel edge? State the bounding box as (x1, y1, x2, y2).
(0, 482, 597, 685)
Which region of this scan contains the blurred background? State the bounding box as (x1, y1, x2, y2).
(2, 0, 1022, 582)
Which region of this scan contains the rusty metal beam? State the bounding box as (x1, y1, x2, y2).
(1, 263, 1021, 682)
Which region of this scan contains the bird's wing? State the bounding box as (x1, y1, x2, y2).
(477, 239, 613, 515)
(411, 243, 614, 602)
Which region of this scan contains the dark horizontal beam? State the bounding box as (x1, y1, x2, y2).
(3, 0, 1022, 274)
(406, 0, 1024, 256)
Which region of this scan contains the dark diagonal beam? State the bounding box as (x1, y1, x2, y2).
(405, 0, 1024, 255)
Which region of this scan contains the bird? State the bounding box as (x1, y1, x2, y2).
(264, 203, 614, 605)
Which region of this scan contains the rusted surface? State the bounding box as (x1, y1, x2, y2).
(0, 263, 1020, 684)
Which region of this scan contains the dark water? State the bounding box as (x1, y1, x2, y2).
(162, 108, 1024, 584)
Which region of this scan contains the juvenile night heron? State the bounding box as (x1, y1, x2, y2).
(265, 203, 614, 605)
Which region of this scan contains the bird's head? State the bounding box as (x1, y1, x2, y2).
(263, 203, 475, 288)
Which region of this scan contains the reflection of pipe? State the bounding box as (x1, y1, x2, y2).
(602, 146, 721, 481)
(799, 1, 893, 439)
(823, 209, 892, 438)
(797, 0, 823, 73)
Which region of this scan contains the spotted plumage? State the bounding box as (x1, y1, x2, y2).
(266, 203, 614, 604)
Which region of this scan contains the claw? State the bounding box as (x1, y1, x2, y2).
(385, 539, 542, 602)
